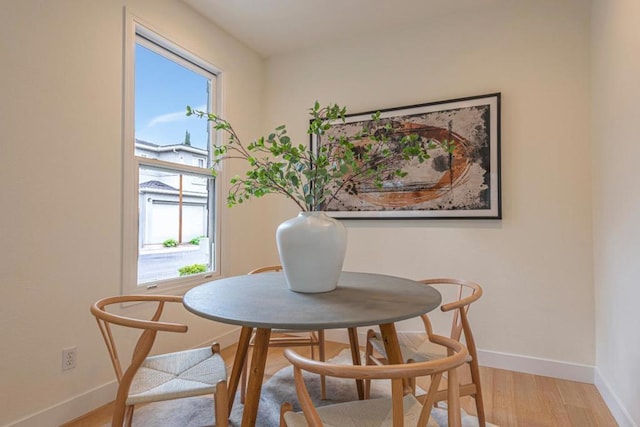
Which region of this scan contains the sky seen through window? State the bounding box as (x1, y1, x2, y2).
(134, 44, 209, 150)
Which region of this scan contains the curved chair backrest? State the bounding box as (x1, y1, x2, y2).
(284, 335, 468, 427)
(91, 295, 229, 427)
(248, 265, 283, 274)
(418, 278, 482, 343)
(417, 279, 485, 426)
(90, 295, 187, 384)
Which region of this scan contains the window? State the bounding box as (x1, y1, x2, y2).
(123, 16, 221, 294)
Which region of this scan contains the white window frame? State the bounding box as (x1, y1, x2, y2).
(122, 12, 222, 295)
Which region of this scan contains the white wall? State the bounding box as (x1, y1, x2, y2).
(0, 1, 268, 425)
(265, 0, 594, 366)
(5, 0, 639, 425)
(591, 0, 640, 425)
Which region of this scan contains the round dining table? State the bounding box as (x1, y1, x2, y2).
(183, 271, 442, 427)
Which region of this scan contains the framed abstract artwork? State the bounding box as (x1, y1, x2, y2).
(316, 93, 501, 219)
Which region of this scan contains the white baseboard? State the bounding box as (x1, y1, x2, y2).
(194, 327, 242, 352)
(594, 368, 638, 427)
(476, 348, 594, 383)
(4, 328, 242, 427)
(324, 329, 595, 383)
(4, 381, 118, 427)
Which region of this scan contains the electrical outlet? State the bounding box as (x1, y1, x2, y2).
(62, 347, 77, 371)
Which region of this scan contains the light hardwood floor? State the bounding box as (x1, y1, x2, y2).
(63, 341, 617, 426)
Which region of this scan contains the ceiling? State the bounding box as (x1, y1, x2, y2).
(182, 0, 502, 57)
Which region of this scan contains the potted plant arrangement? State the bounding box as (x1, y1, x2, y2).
(187, 102, 453, 292)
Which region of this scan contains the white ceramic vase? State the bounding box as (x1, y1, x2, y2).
(276, 211, 347, 293)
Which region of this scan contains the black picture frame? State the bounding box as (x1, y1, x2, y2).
(314, 93, 501, 219)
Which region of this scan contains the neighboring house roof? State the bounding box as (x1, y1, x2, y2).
(135, 139, 208, 155)
(140, 180, 178, 191)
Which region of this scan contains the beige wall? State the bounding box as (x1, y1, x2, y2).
(265, 0, 594, 363)
(0, 1, 267, 425)
(591, 0, 640, 424)
(3, 0, 639, 425)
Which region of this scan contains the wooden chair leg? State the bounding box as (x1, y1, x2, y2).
(280, 402, 293, 427)
(124, 405, 134, 427)
(363, 329, 376, 399)
(111, 396, 127, 427)
(469, 359, 486, 426)
(310, 332, 316, 360)
(407, 358, 417, 394)
(215, 380, 229, 427)
(447, 367, 462, 427)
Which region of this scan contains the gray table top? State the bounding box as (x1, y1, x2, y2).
(183, 271, 442, 330)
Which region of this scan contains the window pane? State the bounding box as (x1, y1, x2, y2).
(134, 43, 210, 166)
(131, 33, 218, 290)
(138, 165, 214, 284)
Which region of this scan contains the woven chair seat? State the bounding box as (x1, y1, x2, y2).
(127, 347, 226, 405)
(369, 332, 472, 364)
(283, 394, 438, 427)
(92, 295, 229, 426)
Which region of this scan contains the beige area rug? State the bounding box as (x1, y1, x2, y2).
(131, 349, 496, 426)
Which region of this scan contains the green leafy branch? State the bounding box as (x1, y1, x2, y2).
(187, 103, 455, 212)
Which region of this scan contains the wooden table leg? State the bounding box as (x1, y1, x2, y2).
(378, 323, 411, 392)
(347, 327, 365, 399)
(227, 326, 253, 414)
(241, 327, 271, 427)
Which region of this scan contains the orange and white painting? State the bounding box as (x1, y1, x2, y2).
(320, 93, 501, 219)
